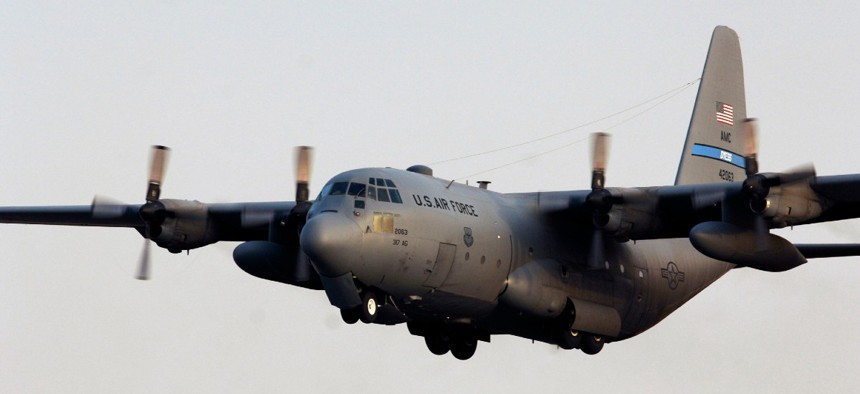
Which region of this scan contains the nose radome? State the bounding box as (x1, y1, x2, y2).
(300, 213, 361, 277)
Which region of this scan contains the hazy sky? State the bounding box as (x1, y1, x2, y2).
(2, 2, 859, 393)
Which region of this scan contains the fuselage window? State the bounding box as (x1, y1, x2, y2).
(348, 182, 366, 197)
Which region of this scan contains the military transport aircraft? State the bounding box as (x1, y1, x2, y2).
(2, 26, 859, 360)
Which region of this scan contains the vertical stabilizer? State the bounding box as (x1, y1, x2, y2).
(675, 26, 748, 185)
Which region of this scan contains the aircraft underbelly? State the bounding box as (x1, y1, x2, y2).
(615, 238, 734, 338)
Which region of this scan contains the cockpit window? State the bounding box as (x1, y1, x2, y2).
(317, 182, 333, 201)
(377, 188, 391, 202)
(389, 189, 403, 204)
(364, 177, 403, 204)
(330, 182, 349, 196)
(317, 181, 348, 201)
(348, 182, 366, 197)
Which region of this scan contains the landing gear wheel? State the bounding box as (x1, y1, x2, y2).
(450, 334, 478, 360)
(425, 334, 451, 356)
(557, 310, 581, 350)
(580, 334, 605, 355)
(359, 290, 379, 324)
(340, 307, 360, 325)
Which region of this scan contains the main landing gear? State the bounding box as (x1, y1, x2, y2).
(409, 321, 487, 361)
(556, 308, 606, 355)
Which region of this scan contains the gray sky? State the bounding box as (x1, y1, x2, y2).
(2, 2, 859, 393)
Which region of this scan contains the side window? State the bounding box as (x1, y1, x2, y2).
(368, 186, 377, 201)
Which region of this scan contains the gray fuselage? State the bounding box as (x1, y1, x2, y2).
(304, 167, 735, 346)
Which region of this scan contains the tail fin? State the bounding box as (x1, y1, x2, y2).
(675, 26, 748, 185)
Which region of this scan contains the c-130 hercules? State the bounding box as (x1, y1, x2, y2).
(3, 26, 859, 360)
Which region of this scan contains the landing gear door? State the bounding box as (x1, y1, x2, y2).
(423, 243, 456, 288)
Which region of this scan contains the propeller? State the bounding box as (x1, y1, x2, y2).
(585, 133, 613, 270)
(136, 145, 171, 280)
(262, 146, 315, 282)
(735, 119, 815, 251)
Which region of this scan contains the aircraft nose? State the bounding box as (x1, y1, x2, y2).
(300, 212, 361, 277)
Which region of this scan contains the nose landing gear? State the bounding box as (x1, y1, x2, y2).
(340, 287, 408, 325)
(359, 289, 379, 323)
(339, 288, 381, 324)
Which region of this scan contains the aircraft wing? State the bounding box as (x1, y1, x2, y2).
(545, 173, 860, 271)
(802, 174, 860, 224)
(0, 204, 143, 227)
(0, 201, 295, 245)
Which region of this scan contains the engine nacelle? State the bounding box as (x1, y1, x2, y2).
(233, 240, 321, 289)
(760, 186, 822, 228)
(601, 187, 658, 240)
(150, 199, 218, 252)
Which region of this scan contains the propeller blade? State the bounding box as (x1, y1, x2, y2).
(241, 209, 274, 229)
(295, 146, 313, 202)
(743, 118, 759, 177)
(91, 195, 126, 218)
(146, 145, 170, 203)
(771, 163, 816, 186)
(587, 229, 605, 270)
(753, 215, 769, 253)
(136, 239, 151, 280)
(584, 133, 613, 271)
(138, 145, 171, 280)
(589, 133, 610, 190)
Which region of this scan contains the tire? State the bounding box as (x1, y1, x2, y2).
(450, 334, 478, 360)
(557, 310, 581, 350)
(424, 334, 451, 356)
(580, 334, 605, 355)
(340, 307, 360, 325)
(359, 290, 379, 324)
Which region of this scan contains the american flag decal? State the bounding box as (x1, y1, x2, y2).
(716, 102, 734, 126)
